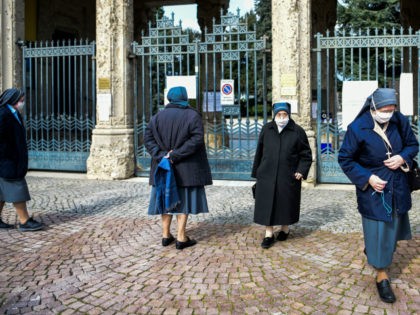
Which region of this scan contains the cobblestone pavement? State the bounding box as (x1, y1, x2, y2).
(0, 173, 419, 315)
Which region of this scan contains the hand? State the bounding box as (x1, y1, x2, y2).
(164, 150, 173, 159)
(384, 155, 404, 170)
(294, 172, 303, 180)
(369, 175, 387, 192)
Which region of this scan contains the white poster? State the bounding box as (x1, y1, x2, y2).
(399, 73, 414, 116)
(97, 93, 112, 121)
(165, 75, 197, 104)
(220, 80, 235, 105)
(202, 92, 221, 112)
(342, 81, 378, 130)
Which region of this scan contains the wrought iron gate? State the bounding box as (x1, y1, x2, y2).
(132, 11, 268, 180)
(22, 40, 96, 171)
(315, 28, 420, 183)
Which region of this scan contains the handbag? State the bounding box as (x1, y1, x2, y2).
(252, 183, 256, 199)
(408, 159, 420, 192)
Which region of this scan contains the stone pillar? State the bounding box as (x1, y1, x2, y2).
(87, 0, 135, 180)
(272, 0, 315, 184)
(1, 0, 25, 91)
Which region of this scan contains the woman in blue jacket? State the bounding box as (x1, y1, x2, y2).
(0, 88, 44, 231)
(338, 88, 418, 303)
(144, 86, 212, 250)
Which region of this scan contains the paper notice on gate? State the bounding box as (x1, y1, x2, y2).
(342, 81, 378, 130)
(165, 75, 197, 104)
(399, 73, 414, 116)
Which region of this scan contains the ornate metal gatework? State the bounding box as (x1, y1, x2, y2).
(22, 40, 96, 171)
(132, 10, 268, 179)
(315, 28, 420, 183)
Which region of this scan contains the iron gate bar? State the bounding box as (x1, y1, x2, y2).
(132, 10, 267, 180)
(22, 40, 96, 172)
(315, 28, 420, 184)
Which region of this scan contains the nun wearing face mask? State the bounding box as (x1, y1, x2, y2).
(338, 88, 418, 304)
(251, 102, 312, 249)
(0, 88, 44, 231)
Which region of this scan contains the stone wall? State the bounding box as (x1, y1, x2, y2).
(86, 0, 135, 180)
(36, 0, 95, 41)
(1, 0, 24, 90)
(272, 0, 315, 184)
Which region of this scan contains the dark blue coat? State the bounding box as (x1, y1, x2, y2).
(144, 104, 212, 187)
(338, 111, 419, 222)
(0, 105, 28, 179)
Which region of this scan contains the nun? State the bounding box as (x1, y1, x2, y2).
(252, 102, 312, 249)
(144, 86, 212, 250)
(338, 88, 418, 303)
(0, 88, 44, 231)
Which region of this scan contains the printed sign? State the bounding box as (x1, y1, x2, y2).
(342, 81, 378, 130)
(220, 80, 234, 105)
(399, 73, 414, 116)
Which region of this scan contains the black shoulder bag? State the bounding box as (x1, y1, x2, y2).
(396, 117, 420, 192)
(407, 159, 420, 192)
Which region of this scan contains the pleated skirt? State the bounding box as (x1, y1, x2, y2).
(362, 212, 412, 269)
(148, 186, 209, 215)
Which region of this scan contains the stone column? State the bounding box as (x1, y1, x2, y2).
(1, 0, 25, 91)
(87, 0, 135, 180)
(272, 0, 315, 184)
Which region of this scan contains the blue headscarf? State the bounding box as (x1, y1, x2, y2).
(356, 88, 397, 119)
(167, 86, 189, 106)
(0, 88, 24, 107)
(272, 102, 291, 116)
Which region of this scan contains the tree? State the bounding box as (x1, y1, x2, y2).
(254, 0, 272, 106)
(337, 0, 401, 32)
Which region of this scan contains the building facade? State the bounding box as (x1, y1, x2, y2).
(1, 0, 419, 182)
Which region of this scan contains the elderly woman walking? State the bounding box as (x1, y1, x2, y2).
(338, 88, 418, 303)
(144, 86, 212, 249)
(0, 88, 44, 231)
(252, 102, 312, 249)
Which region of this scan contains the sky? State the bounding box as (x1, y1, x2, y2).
(162, 0, 255, 32)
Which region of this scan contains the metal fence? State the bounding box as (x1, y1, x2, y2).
(22, 40, 96, 171)
(132, 10, 268, 180)
(314, 28, 420, 183)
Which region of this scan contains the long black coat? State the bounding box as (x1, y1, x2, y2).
(0, 105, 28, 179)
(252, 120, 312, 226)
(144, 104, 212, 187)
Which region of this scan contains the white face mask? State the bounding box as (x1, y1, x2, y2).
(275, 117, 289, 128)
(16, 101, 25, 112)
(372, 111, 393, 124)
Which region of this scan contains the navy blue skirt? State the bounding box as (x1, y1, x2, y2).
(362, 211, 412, 269)
(148, 186, 209, 215)
(0, 177, 31, 203)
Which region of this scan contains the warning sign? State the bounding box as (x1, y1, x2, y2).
(220, 80, 234, 105)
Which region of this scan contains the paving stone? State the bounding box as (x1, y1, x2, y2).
(0, 175, 418, 314)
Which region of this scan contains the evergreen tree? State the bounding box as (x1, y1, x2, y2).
(254, 0, 272, 107)
(337, 0, 401, 32)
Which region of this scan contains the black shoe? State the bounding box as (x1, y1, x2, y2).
(176, 237, 197, 250)
(0, 219, 14, 229)
(376, 279, 396, 303)
(276, 231, 289, 241)
(18, 218, 44, 232)
(162, 235, 175, 246)
(261, 236, 275, 249)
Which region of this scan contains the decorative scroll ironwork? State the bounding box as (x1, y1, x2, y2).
(132, 10, 268, 180)
(22, 40, 96, 171)
(315, 28, 420, 184)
